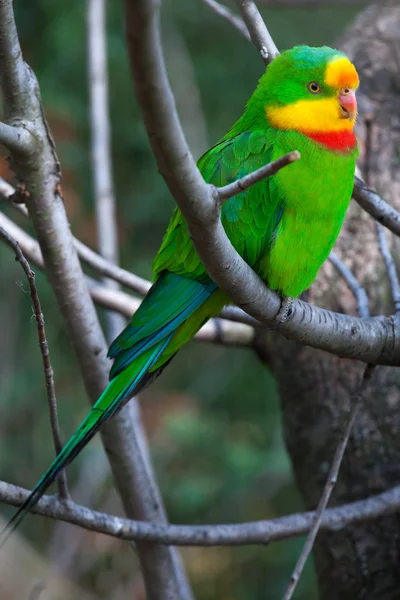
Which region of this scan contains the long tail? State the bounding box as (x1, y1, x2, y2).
(0, 272, 223, 544)
(0, 339, 170, 546)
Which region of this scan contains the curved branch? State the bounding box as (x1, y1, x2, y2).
(376, 222, 400, 313)
(329, 251, 370, 319)
(0, 211, 257, 348)
(1, 478, 400, 546)
(3, 179, 398, 364)
(0, 2, 192, 597)
(353, 177, 400, 237)
(87, 0, 125, 341)
(0, 122, 35, 153)
(0, 226, 68, 499)
(202, 0, 250, 40)
(234, 0, 279, 63)
(124, 0, 400, 366)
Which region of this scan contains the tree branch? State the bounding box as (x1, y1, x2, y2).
(0, 3, 193, 598)
(124, 0, 400, 369)
(0, 226, 68, 500)
(87, 0, 125, 341)
(0, 210, 258, 348)
(329, 251, 370, 318)
(201, 0, 250, 40)
(1, 472, 400, 546)
(352, 177, 400, 238)
(375, 223, 400, 313)
(234, 0, 279, 64)
(218, 150, 300, 201)
(0, 122, 35, 154)
(282, 364, 375, 600)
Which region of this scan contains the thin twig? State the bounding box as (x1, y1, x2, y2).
(218, 150, 300, 201)
(375, 223, 400, 314)
(0, 226, 68, 499)
(202, 0, 250, 40)
(234, 0, 279, 64)
(282, 364, 375, 600)
(87, 0, 125, 341)
(329, 251, 370, 318)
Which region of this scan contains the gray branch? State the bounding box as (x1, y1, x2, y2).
(282, 364, 374, 600)
(201, 0, 250, 40)
(0, 2, 192, 598)
(0, 121, 35, 154)
(329, 251, 370, 318)
(87, 0, 125, 341)
(0, 226, 68, 500)
(352, 177, 400, 238)
(234, 0, 279, 64)
(1, 476, 400, 546)
(218, 150, 300, 201)
(124, 0, 400, 367)
(0, 210, 257, 348)
(375, 222, 400, 313)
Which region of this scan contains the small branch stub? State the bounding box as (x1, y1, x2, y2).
(217, 150, 300, 202)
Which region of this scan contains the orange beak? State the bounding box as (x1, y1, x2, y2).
(338, 89, 357, 121)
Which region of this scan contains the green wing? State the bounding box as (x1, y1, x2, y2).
(152, 130, 284, 280)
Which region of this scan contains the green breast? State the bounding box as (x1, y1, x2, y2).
(259, 129, 357, 297)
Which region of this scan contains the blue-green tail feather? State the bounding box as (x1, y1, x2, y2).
(0, 272, 216, 544)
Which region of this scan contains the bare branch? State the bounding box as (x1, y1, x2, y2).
(329, 251, 370, 319)
(375, 223, 400, 314)
(2, 464, 400, 546)
(0, 226, 68, 499)
(73, 233, 151, 296)
(202, 0, 250, 40)
(353, 177, 400, 238)
(87, 0, 125, 341)
(0, 2, 192, 596)
(125, 0, 400, 368)
(0, 177, 151, 296)
(0, 122, 34, 154)
(282, 364, 375, 600)
(0, 210, 258, 349)
(218, 150, 300, 201)
(2, 193, 400, 365)
(234, 0, 279, 64)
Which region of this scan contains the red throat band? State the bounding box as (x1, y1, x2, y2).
(304, 130, 357, 152)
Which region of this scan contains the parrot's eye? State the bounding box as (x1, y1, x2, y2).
(341, 87, 351, 95)
(308, 82, 321, 94)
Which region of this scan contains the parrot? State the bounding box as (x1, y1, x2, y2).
(1, 45, 359, 540)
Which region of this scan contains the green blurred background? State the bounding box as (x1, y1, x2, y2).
(0, 1, 368, 598)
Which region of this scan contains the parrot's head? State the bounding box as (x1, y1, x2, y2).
(260, 46, 359, 138)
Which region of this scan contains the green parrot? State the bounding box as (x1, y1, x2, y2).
(2, 45, 359, 539)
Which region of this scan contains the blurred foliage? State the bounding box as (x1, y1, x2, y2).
(0, 1, 368, 598)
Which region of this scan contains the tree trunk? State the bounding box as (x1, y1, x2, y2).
(267, 2, 400, 598)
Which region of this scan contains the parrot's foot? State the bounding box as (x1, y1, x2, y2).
(272, 296, 294, 329)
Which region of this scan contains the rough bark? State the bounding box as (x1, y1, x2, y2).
(267, 3, 400, 598)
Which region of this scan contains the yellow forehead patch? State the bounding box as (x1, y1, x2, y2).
(325, 57, 359, 89)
